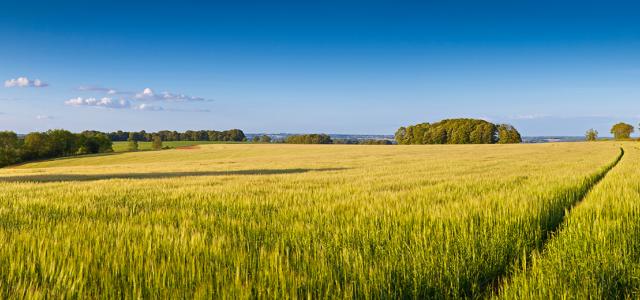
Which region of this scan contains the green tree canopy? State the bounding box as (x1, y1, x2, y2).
(585, 129, 598, 141)
(47, 129, 79, 157)
(496, 124, 522, 144)
(21, 132, 50, 160)
(152, 135, 163, 150)
(610, 122, 634, 140)
(259, 135, 272, 143)
(127, 132, 139, 151)
(285, 134, 333, 144)
(0, 131, 20, 167)
(395, 119, 521, 144)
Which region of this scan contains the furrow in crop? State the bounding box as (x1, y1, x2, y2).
(487, 147, 625, 297)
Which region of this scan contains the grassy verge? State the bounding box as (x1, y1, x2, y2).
(112, 140, 245, 152)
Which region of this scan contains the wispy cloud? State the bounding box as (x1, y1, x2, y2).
(77, 86, 133, 95)
(35, 115, 54, 120)
(4, 77, 48, 88)
(135, 88, 210, 102)
(165, 108, 211, 113)
(0, 97, 22, 101)
(64, 97, 131, 109)
(134, 103, 164, 111)
(508, 114, 551, 120)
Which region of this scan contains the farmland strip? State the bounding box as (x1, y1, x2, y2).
(496, 145, 640, 298)
(490, 147, 625, 297)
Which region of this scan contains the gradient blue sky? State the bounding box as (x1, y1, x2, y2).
(1, 0, 639, 136)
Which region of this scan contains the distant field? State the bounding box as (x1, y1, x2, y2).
(112, 140, 243, 152)
(0, 143, 631, 298)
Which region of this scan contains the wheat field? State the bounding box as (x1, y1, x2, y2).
(497, 145, 640, 298)
(0, 143, 629, 298)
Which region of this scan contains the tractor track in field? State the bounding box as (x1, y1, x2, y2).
(485, 147, 625, 298)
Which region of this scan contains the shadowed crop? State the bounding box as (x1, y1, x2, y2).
(0, 168, 345, 183)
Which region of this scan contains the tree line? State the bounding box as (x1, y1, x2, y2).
(285, 134, 333, 144)
(333, 139, 393, 145)
(586, 122, 639, 141)
(107, 129, 246, 142)
(0, 130, 113, 167)
(282, 134, 393, 145)
(395, 118, 522, 144)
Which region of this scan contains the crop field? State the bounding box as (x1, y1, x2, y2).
(498, 145, 639, 298)
(0, 142, 632, 298)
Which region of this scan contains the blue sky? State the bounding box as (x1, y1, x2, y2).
(1, 0, 639, 136)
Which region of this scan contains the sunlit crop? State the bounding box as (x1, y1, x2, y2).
(0, 143, 624, 298)
(497, 145, 638, 299)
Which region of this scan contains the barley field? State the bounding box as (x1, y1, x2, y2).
(497, 145, 640, 299)
(0, 143, 630, 298)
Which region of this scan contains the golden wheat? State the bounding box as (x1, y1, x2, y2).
(0, 143, 623, 298)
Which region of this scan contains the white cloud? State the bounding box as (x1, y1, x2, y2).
(4, 77, 48, 88)
(135, 103, 164, 111)
(77, 86, 132, 95)
(36, 115, 54, 120)
(135, 87, 209, 102)
(65, 97, 168, 111)
(509, 114, 550, 120)
(64, 97, 130, 109)
(66, 86, 211, 112)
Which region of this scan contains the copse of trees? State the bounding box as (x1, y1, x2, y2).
(107, 129, 246, 142)
(333, 139, 393, 145)
(252, 135, 272, 143)
(585, 129, 598, 141)
(610, 122, 634, 140)
(0, 131, 20, 167)
(496, 124, 522, 144)
(285, 134, 333, 144)
(76, 131, 113, 154)
(395, 118, 522, 145)
(360, 139, 393, 145)
(0, 129, 113, 168)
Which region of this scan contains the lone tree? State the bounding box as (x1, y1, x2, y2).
(152, 135, 163, 150)
(127, 132, 139, 151)
(585, 129, 598, 141)
(610, 122, 634, 140)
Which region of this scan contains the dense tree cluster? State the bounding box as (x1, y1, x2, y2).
(610, 123, 634, 140)
(107, 129, 246, 142)
(252, 135, 272, 143)
(395, 118, 522, 144)
(333, 139, 393, 145)
(0, 130, 113, 167)
(285, 134, 333, 144)
(496, 124, 522, 144)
